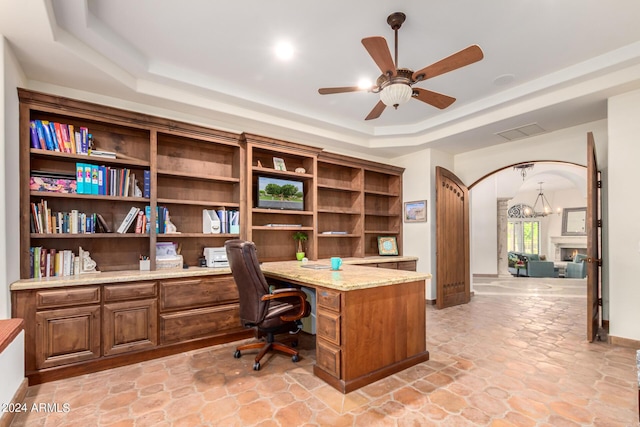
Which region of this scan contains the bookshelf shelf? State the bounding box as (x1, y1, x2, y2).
(156, 169, 240, 183)
(251, 166, 314, 180)
(155, 233, 240, 238)
(252, 226, 314, 231)
(31, 191, 149, 202)
(30, 148, 150, 168)
(30, 233, 149, 239)
(157, 198, 240, 208)
(252, 208, 314, 216)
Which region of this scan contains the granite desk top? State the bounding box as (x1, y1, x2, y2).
(261, 260, 431, 291)
(10, 267, 231, 291)
(10, 256, 425, 291)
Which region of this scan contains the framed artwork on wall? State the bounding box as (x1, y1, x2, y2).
(404, 200, 427, 222)
(377, 236, 399, 256)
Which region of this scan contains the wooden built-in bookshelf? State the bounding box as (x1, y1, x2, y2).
(19, 90, 405, 276)
(19, 89, 242, 278)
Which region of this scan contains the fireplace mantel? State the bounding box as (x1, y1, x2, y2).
(550, 235, 587, 260)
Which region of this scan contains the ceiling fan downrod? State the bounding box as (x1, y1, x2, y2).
(387, 12, 406, 69)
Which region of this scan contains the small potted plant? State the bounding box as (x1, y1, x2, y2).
(292, 231, 308, 261)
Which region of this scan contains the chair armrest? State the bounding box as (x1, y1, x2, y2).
(261, 288, 308, 321)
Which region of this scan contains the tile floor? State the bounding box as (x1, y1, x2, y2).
(10, 278, 639, 426)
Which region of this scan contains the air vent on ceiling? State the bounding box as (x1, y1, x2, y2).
(496, 123, 547, 141)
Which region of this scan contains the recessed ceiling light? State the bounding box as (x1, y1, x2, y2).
(493, 73, 515, 86)
(275, 41, 294, 61)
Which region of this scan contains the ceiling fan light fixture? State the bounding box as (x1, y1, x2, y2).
(380, 83, 412, 108)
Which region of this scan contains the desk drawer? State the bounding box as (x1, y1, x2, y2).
(316, 339, 341, 378)
(316, 309, 341, 346)
(377, 262, 398, 269)
(104, 281, 157, 302)
(397, 261, 416, 271)
(36, 287, 100, 309)
(317, 289, 341, 312)
(159, 304, 241, 344)
(159, 276, 238, 311)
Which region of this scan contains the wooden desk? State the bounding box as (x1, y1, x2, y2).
(261, 261, 431, 393)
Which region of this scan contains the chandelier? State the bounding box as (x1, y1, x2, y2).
(513, 163, 534, 181)
(529, 182, 554, 217)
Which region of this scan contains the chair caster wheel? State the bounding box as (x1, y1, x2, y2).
(292, 354, 299, 363)
(253, 362, 261, 371)
(233, 350, 241, 358)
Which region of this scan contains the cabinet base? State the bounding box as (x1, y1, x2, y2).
(25, 329, 253, 385)
(313, 350, 430, 394)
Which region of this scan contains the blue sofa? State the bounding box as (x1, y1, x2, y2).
(508, 252, 558, 277)
(565, 254, 588, 278)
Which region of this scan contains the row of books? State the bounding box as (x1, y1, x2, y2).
(29, 247, 78, 278)
(30, 200, 111, 234)
(76, 163, 145, 197)
(116, 205, 183, 234)
(30, 120, 90, 154)
(117, 206, 148, 234)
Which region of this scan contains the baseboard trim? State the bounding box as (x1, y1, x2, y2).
(608, 334, 640, 349)
(0, 378, 28, 427)
(426, 299, 436, 305)
(473, 273, 499, 278)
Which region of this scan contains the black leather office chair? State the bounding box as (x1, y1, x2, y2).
(225, 239, 310, 371)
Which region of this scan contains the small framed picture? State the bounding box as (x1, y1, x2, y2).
(273, 157, 286, 171)
(377, 236, 398, 256)
(404, 200, 427, 223)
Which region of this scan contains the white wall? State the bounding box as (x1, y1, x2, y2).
(455, 121, 608, 185)
(396, 148, 453, 300)
(470, 175, 498, 275)
(2, 36, 24, 319)
(608, 89, 640, 342)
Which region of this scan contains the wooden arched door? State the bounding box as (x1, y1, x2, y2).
(436, 167, 470, 309)
(586, 132, 602, 342)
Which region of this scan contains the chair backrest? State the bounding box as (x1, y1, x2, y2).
(225, 239, 270, 325)
(574, 253, 588, 263)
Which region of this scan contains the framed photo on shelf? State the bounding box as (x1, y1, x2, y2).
(377, 236, 399, 256)
(273, 157, 286, 171)
(404, 200, 427, 223)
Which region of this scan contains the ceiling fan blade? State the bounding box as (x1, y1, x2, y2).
(412, 45, 484, 82)
(318, 86, 364, 95)
(365, 100, 386, 120)
(413, 88, 456, 109)
(362, 37, 396, 77)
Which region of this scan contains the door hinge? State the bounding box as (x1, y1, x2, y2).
(597, 219, 602, 227)
(587, 257, 602, 266)
(598, 298, 603, 306)
(597, 180, 602, 188)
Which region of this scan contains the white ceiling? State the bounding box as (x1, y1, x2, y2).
(2, 1, 640, 158)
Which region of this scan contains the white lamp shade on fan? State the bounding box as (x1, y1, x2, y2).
(380, 83, 412, 106)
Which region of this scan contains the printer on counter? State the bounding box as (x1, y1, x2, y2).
(203, 247, 229, 268)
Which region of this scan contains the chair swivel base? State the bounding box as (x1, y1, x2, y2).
(233, 332, 300, 371)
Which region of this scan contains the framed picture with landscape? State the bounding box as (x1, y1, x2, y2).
(404, 200, 427, 222)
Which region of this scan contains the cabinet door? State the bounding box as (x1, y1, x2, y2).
(36, 305, 101, 369)
(103, 299, 158, 356)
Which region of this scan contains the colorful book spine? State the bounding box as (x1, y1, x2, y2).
(91, 165, 99, 195)
(143, 170, 151, 198)
(29, 121, 41, 149)
(53, 122, 64, 152)
(84, 164, 92, 194)
(75, 163, 85, 194)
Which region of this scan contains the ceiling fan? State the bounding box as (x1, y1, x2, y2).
(318, 12, 484, 120)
